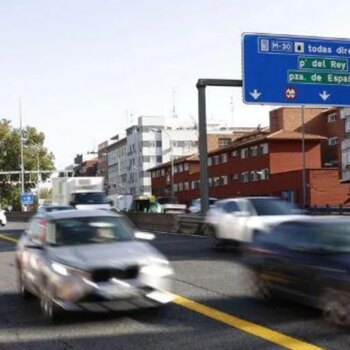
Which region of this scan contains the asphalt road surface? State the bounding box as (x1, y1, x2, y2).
(1, 222, 350, 350)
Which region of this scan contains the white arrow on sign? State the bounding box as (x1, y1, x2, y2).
(249, 89, 261, 100)
(319, 90, 330, 101)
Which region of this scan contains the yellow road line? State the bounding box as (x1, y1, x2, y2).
(0, 233, 323, 349)
(171, 294, 323, 350)
(0, 233, 19, 243)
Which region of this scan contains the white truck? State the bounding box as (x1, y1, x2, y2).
(52, 177, 111, 210)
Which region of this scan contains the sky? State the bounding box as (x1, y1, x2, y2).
(1, 0, 350, 168)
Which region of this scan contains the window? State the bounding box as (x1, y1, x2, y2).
(161, 169, 165, 176)
(208, 157, 212, 166)
(156, 156, 162, 163)
(221, 175, 228, 185)
(184, 163, 189, 171)
(178, 182, 184, 191)
(346, 116, 350, 133)
(174, 183, 178, 192)
(328, 137, 339, 146)
(213, 177, 220, 186)
(213, 155, 220, 165)
(250, 170, 258, 182)
(142, 156, 150, 163)
(259, 168, 269, 180)
(241, 171, 249, 183)
(220, 153, 228, 163)
(209, 178, 213, 187)
(184, 182, 189, 190)
(156, 141, 162, 147)
(178, 164, 184, 172)
(152, 171, 156, 179)
(191, 180, 200, 190)
(260, 143, 269, 155)
(241, 148, 249, 159)
(327, 113, 337, 123)
(250, 146, 258, 157)
(218, 138, 231, 148)
(231, 150, 238, 157)
(174, 165, 178, 173)
(223, 201, 239, 213)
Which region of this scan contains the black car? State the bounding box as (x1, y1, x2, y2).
(245, 217, 350, 326)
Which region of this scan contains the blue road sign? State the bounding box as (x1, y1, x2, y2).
(242, 33, 350, 106)
(21, 193, 35, 205)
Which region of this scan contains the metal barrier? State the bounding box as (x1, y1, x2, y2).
(176, 214, 206, 235)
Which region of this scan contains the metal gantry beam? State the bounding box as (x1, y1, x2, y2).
(197, 79, 243, 215)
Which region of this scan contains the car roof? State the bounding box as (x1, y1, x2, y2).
(42, 209, 121, 220)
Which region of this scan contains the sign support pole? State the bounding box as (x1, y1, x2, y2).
(197, 79, 242, 215)
(301, 106, 307, 209)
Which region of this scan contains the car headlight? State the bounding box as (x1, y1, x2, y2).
(51, 262, 91, 280)
(140, 264, 173, 278)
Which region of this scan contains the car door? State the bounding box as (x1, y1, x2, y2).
(25, 216, 47, 295)
(230, 199, 253, 242)
(219, 200, 242, 240)
(265, 223, 317, 300)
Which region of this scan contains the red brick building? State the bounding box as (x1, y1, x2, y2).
(149, 108, 350, 207)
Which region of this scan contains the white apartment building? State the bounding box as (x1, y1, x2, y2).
(126, 116, 199, 196)
(107, 136, 127, 197)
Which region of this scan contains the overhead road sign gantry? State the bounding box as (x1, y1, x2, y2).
(242, 33, 350, 106)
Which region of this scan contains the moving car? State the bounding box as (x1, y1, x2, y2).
(0, 209, 7, 226)
(245, 217, 350, 326)
(204, 197, 304, 248)
(16, 210, 173, 322)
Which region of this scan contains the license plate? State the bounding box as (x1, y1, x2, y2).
(100, 284, 138, 299)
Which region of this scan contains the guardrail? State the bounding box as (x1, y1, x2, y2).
(175, 214, 206, 235)
(307, 205, 350, 216)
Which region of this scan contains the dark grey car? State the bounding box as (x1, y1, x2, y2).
(16, 210, 173, 322)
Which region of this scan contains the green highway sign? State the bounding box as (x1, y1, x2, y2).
(298, 57, 348, 71)
(288, 71, 350, 85)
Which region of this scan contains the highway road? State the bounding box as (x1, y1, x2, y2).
(1, 222, 350, 350)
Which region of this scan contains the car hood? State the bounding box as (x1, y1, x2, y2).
(47, 241, 167, 270)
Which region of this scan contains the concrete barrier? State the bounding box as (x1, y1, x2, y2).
(7, 211, 35, 222)
(126, 213, 179, 233)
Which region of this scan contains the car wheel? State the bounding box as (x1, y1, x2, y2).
(40, 283, 61, 323)
(18, 268, 31, 299)
(205, 225, 225, 250)
(252, 272, 271, 302)
(321, 289, 350, 327)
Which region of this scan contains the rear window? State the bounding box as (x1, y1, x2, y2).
(250, 198, 299, 216)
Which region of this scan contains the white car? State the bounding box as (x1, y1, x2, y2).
(0, 209, 7, 226)
(204, 197, 304, 248)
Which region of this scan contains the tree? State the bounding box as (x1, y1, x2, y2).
(0, 119, 55, 210)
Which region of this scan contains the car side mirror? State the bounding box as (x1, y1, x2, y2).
(134, 231, 155, 241)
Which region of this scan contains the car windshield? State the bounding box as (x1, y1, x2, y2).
(250, 198, 299, 216)
(48, 216, 134, 246)
(73, 192, 108, 205)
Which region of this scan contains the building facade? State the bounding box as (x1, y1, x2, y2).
(107, 137, 127, 196)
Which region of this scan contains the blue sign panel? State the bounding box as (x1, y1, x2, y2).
(242, 33, 350, 106)
(21, 193, 35, 205)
